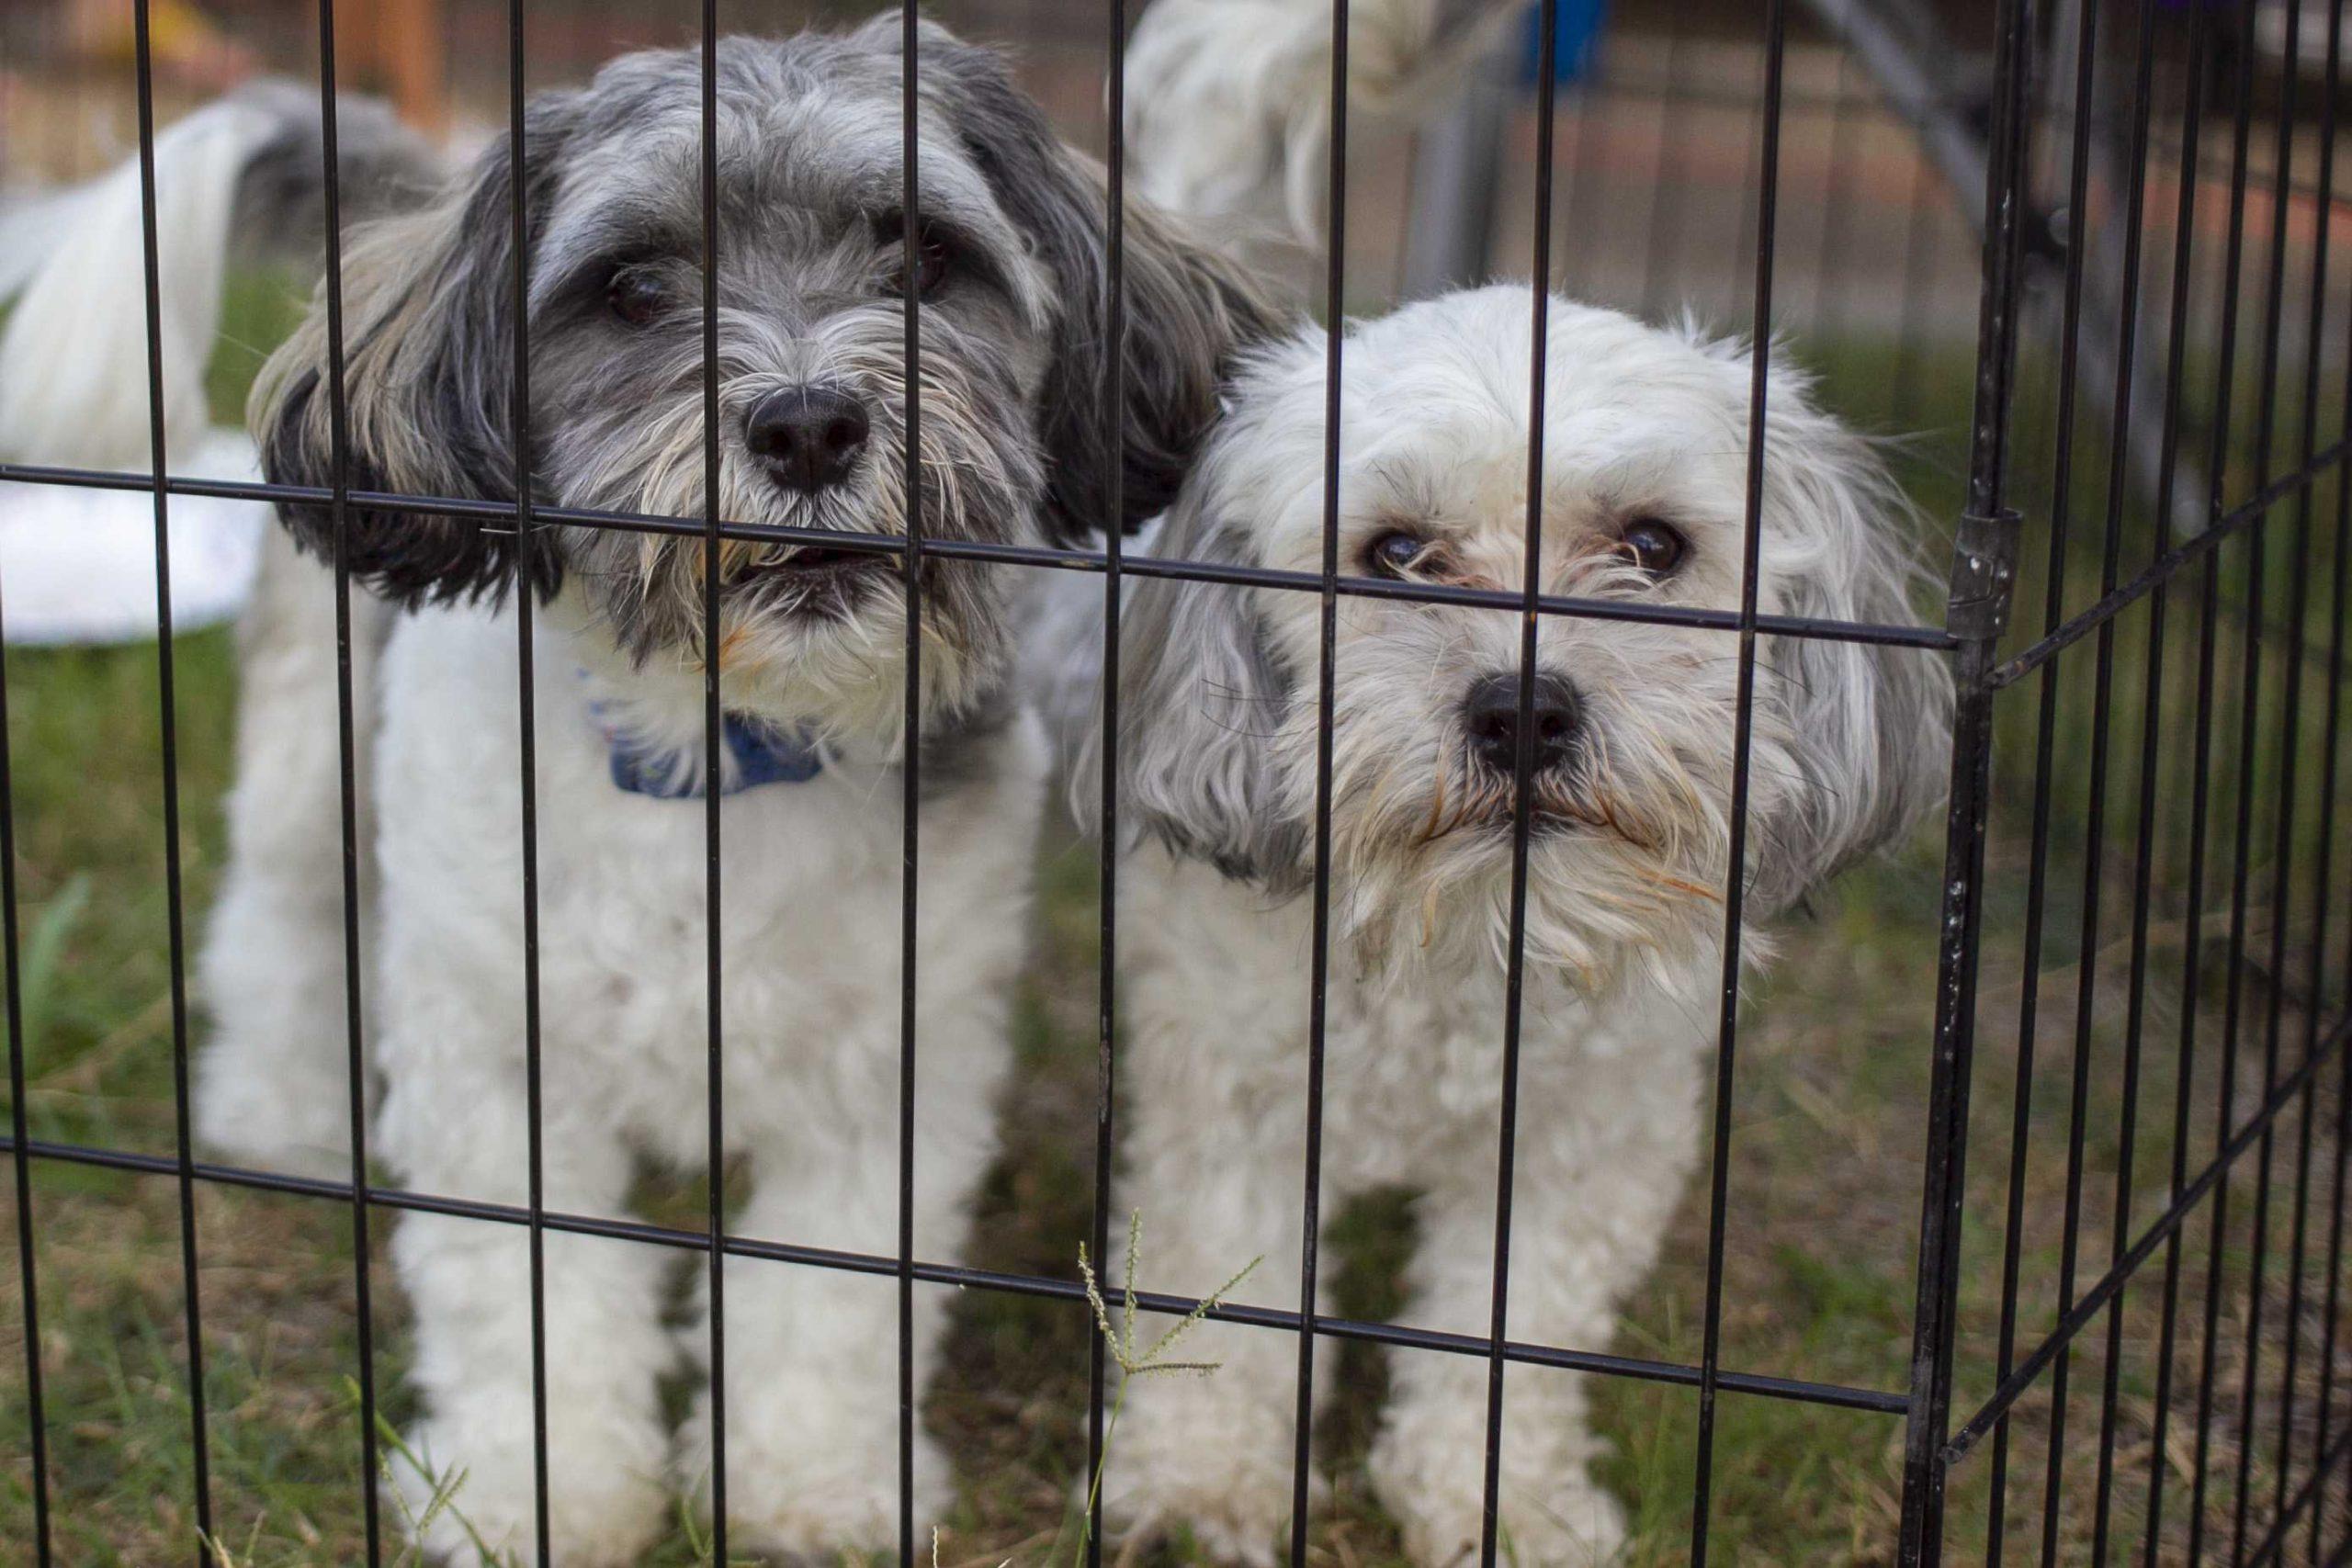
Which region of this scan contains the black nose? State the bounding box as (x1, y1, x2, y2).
(1464, 672, 1581, 775)
(743, 386, 870, 491)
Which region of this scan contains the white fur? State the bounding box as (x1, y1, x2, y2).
(202, 547, 1045, 1562)
(1123, 0, 1515, 243)
(0, 98, 277, 469)
(191, 25, 1256, 1560)
(1102, 849, 1706, 1565)
(1068, 288, 1950, 1565)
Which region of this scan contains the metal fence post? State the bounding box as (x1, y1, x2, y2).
(1896, 0, 2035, 1559)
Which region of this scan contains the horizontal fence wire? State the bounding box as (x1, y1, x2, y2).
(1946, 1006, 2352, 1465)
(0, 1127, 1909, 1413)
(1993, 436, 2352, 686)
(0, 462, 1957, 647)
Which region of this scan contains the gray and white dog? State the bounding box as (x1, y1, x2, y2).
(197, 20, 1270, 1562)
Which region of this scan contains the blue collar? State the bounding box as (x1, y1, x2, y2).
(601, 711, 825, 799)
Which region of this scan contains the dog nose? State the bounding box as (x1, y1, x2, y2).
(743, 386, 870, 491)
(1464, 671, 1580, 774)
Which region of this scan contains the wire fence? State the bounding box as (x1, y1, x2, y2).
(0, 0, 2348, 1562)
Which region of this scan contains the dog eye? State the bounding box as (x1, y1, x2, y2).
(904, 235, 953, 296)
(1619, 518, 1688, 578)
(605, 270, 665, 327)
(878, 213, 954, 298)
(1366, 529, 1431, 578)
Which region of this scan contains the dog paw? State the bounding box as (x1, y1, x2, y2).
(392, 1412, 668, 1567)
(677, 1392, 953, 1557)
(1097, 1400, 1314, 1568)
(1376, 1470, 1626, 1568)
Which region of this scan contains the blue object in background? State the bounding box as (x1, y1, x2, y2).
(1519, 0, 1609, 85)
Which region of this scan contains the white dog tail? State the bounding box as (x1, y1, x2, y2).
(0, 83, 432, 471)
(1124, 0, 1517, 241)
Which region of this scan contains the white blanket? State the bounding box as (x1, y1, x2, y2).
(0, 427, 266, 644)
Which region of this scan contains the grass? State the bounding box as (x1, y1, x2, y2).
(0, 301, 2346, 1563)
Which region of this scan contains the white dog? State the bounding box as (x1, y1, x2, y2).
(195, 23, 1269, 1563)
(1057, 287, 1951, 1564)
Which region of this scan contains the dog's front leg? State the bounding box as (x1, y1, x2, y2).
(1100, 1059, 1336, 1568)
(1371, 1048, 1704, 1567)
(679, 1128, 978, 1559)
(197, 529, 393, 1179)
(377, 1041, 674, 1567)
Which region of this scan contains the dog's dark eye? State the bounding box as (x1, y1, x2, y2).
(878, 213, 954, 298)
(605, 270, 665, 327)
(903, 235, 953, 296)
(1619, 518, 1688, 578)
(1366, 529, 1431, 578)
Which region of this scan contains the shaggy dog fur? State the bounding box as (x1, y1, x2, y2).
(196, 21, 1269, 1563)
(1049, 287, 1951, 1564)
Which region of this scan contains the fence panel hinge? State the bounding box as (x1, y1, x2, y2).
(1946, 506, 2023, 645)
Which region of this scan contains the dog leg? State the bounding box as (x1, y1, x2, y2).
(676, 1153, 955, 1557)
(379, 1052, 673, 1567)
(196, 528, 390, 1178)
(1099, 1077, 1334, 1568)
(1371, 1060, 1702, 1567)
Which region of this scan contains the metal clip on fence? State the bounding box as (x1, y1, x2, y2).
(1946, 506, 2024, 645)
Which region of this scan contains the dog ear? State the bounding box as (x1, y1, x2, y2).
(1747, 384, 1953, 915)
(1089, 450, 1307, 884)
(251, 96, 574, 605)
(914, 27, 1280, 543)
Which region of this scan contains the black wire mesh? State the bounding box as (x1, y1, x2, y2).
(0, 0, 2347, 1564)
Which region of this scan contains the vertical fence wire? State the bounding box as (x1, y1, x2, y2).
(504, 0, 553, 1556)
(2083, 0, 2175, 1526)
(2222, 5, 2311, 1547)
(125, 2, 214, 1557)
(314, 0, 386, 1551)
(2186, 8, 2273, 1553)
(1083, 0, 1127, 1558)
(2085, 1, 2207, 1556)
(1, 406, 49, 1568)
(2138, 2, 2222, 1555)
(1898, 0, 2036, 1556)
(1889, 141, 1944, 436)
(1812, 51, 1860, 344)
(1288, 0, 1349, 1554)
(1686, 0, 1790, 1559)
(2302, 194, 2352, 1566)
(895, 2, 926, 1560)
(1473, 0, 1559, 1557)
(1633, 5, 1690, 323)
(1550, 55, 1594, 296)
(2018, 0, 2114, 1546)
(2256, 0, 2344, 1537)
(697, 5, 729, 1557)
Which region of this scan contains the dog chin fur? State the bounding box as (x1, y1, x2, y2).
(1057, 286, 1952, 1564)
(194, 20, 1271, 1563)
